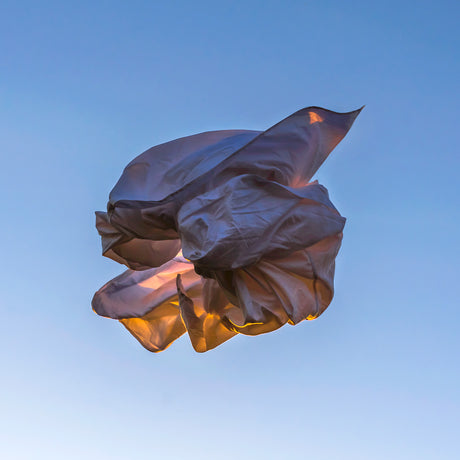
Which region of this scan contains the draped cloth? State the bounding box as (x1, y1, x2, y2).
(92, 106, 362, 352)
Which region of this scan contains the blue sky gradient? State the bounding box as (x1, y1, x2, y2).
(0, 1, 458, 459)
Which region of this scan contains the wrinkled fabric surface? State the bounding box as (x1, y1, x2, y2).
(92, 106, 361, 352)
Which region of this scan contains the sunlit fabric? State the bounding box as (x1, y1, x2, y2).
(92, 106, 362, 352)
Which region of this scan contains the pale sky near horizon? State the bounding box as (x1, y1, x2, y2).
(0, 1, 459, 459)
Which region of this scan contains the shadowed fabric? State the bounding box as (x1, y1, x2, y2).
(92, 106, 361, 352)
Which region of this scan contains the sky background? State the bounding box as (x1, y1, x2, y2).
(0, 1, 458, 459)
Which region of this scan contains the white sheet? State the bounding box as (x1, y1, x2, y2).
(93, 106, 362, 352)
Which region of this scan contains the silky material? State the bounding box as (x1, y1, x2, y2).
(92, 106, 362, 352)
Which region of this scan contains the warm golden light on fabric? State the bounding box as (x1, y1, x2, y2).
(309, 111, 324, 124)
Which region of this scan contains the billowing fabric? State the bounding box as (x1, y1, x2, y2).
(92, 106, 361, 352)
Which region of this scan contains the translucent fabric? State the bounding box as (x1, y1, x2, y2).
(92, 106, 361, 352)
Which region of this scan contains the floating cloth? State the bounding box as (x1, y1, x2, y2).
(93, 106, 361, 352)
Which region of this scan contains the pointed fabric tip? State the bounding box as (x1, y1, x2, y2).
(349, 105, 365, 123)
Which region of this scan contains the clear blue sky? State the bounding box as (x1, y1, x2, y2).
(0, 1, 458, 459)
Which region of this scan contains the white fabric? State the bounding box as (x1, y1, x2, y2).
(92, 106, 361, 352)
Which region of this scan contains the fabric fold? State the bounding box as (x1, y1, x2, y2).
(92, 253, 194, 352)
(178, 174, 345, 271)
(95, 211, 180, 270)
(109, 130, 260, 204)
(210, 233, 342, 335)
(176, 275, 237, 352)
